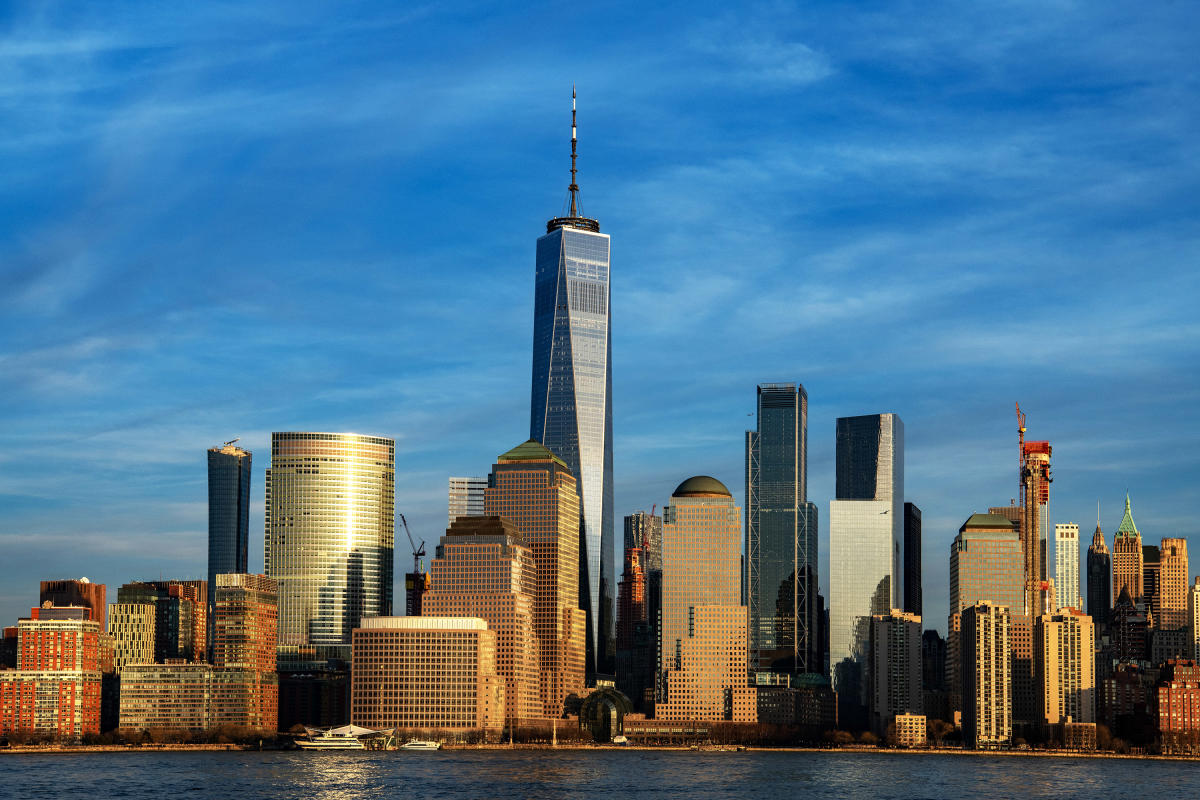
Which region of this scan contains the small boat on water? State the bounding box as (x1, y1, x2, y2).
(399, 740, 442, 751)
(296, 725, 380, 751)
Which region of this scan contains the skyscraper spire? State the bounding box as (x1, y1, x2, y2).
(569, 85, 579, 217)
(547, 86, 599, 234)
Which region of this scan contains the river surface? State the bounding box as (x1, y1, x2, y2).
(3, 749, 1198, 799)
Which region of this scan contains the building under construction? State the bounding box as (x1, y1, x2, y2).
(1016, 404, 1054, 619)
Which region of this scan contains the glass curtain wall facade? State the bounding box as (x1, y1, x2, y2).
(745, 383, 819, 675)
(447, 476, 487, 526)
(265, 432, 395, 650)
(530, 221, 614, 678)
(829, 413, 903, 726)
(207, 443, 251, 656)
(903, 503, 922, 617)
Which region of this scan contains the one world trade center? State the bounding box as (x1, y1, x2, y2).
(530, 90, 614, 679)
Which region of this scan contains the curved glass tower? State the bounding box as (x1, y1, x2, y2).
(265, 432, 394, 649)
(530, 90, 614, 678)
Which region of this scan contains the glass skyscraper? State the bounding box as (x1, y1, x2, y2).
(745, 383, 819, 675)
(829, 413, 904, 725)
(530, 96, 614, 678)
(207, 442, 251, 655)
(265, 432, 394, 650)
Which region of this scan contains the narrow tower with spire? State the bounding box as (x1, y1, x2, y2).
(530, 88, 615, 681)
(1112, 494, 1143, 604)
(1086, 502, 1112, 627)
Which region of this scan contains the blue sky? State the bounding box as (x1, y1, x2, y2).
(1, 2, 1197, 634)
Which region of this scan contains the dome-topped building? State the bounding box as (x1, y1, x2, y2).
(672, 476, 731, 498)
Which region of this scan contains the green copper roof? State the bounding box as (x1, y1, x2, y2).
(1115, 493, 1139, 538)
(497, 439, 568, 469)
(960, 513, 1018, 532)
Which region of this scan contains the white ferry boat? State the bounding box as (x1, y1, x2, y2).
(296, 725, 379, 750)
(399, 739, 442, 751)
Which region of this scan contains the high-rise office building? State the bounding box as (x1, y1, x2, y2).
(961, 602, 1012, 749)
(448, 476, 487, 526)
(265, 432, 395, 649)
(949, 514, 1025, 616)
(947, 513, 1022, 719)
(904, 503, 922, 618)
(869, 609, 922, 735)
(1112, 495, 1143, 603)
(830, 413, 903, 723)
(40, 579, 106, 631)
(746, 383, 818, 675)
(350, 617, 505, 732)
(656, 476, 755, 722)
(116, 581, 207, 663)
(1035, 608, 1096, 725)
(484, 440, 586, 717)
(1054, 523, 1081, 610)
(207, 442, 251, 656)
(1086, 520, 1111, 626)
(529, 93, 614, 679)
(422, 515, 541, 724)
(1143, 544, 1161, 623)
(1159, 538, 1189, 630)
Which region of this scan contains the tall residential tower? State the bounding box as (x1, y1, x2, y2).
(529, 91, 614, 678)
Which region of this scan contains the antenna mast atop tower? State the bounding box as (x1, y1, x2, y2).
(547, 86, 599, 233)
(569, 85, 579, 217)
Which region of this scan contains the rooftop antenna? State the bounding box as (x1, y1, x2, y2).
(568, 85, 579, 217)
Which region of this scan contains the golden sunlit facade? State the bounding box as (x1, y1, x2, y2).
(484, 440, 586, 717)
(351, 616, 504, 732)
(423, 515, 542, 723)
(265, 432, 395, 648)
(1159, 538, 1189, 629)
(106, 603, 156, 672)
(1035, 608, 1095, 725)
(213, 573, 278, 673)
(656, 476, 754, 722)
(1112, 495, 1143, 603)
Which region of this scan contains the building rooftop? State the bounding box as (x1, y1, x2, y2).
(497, 439, 568, 469)
(960, 513, 1019, 532)
(1116, 493, 1140, 538)
(672, 475, 732, 498)
(356, 616, 488, 631)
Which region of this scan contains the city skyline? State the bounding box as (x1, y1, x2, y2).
(2, 2, 1199, 639)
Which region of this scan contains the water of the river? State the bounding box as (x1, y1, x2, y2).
(3, 749, 1198, 799)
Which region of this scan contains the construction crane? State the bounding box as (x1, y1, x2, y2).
(223, 438, 240, 447)
(399, 513, 426, 574)
(644, 504, 657, 549)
